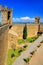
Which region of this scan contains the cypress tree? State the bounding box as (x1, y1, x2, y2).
(23, 24, 27, 39)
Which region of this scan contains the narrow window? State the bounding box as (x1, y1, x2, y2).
(8, 11, 10, 20)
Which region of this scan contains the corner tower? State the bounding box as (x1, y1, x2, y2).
(35, 17, 40, 33)
(35, 17, 40, 24)
(0, 5, 12, 25)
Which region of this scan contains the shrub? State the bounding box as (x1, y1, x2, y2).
(11, 53, 15, 58)
(30, 51, 35, 55)
(40, 40, 43, 43)
(26, 36, 39, 43)
(23, 45, 28, 48)
(26, 37, 36, 42)
(37, 44, 41, 48)
(14, 48, 21, 57)
(23, 24, 27, 39)
(23, 58, 30, 63)
(18, 49, 22, 53)
(37, 32, 42, 35)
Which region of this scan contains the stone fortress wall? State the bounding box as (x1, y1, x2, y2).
(0, 24, 9, 65)
(8, 17, 43, 49)
(12, 17, 43, 39)
(0, 5, 12, 65)
(12, 23, 43, 39)
(12, 24, 38, 38)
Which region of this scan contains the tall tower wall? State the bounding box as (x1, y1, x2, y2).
(0, 5, 12, 65)
(0, 24, 9, 65)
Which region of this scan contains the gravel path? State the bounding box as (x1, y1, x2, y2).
(29, 43, 43, 65)
(12, 34, 43, 65)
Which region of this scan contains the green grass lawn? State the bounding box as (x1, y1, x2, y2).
(7, 48, 21, 65)
(7, 35, 40, 65)
(26, 36, 38, 43)
(7, 49, 14, 65)
(18, 36, 38, 44)
(7, 46, 28, 65)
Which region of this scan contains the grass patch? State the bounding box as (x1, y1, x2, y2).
(30, 51, 35, 55)
(37, 44, 41, 48)
(18, 36, 39, 44)
(40, 40, 43, 43)
(23, 58, 30, 63)
(7, 48, 21, 65)
(7, 46, 28, 65)
(23, 44, 28, 48)
(26, 36, 38, 43)
(18, 39, 24, 44)
(7, 49, 14, 65)
(11, 53, 15, 58)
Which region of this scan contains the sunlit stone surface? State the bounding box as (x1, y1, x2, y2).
(0, 24, 9, 65)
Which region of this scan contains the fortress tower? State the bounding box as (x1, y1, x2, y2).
(35, 17, 40, 33)
(35, 17, 40, 24)
(0, 5, 12, 25)
(0, 5, 12, 65)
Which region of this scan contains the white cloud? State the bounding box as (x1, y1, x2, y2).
(20, 17, 30, 20)
(20, 17, 34, 20)
(13, 16, 43, 23)
(13, 16, 35, 23)
(13, 18, 20, 22)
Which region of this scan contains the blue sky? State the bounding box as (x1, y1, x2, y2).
(0, 0, 43, 22)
